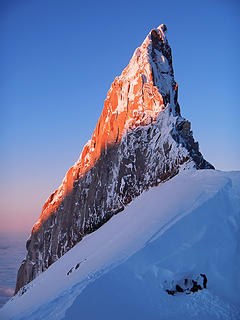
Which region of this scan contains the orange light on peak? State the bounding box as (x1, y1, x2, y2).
(32, 53, 166, 234)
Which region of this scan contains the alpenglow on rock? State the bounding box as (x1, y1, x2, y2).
(15, 24, 214, 294)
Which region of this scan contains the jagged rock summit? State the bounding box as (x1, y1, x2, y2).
(15, 24, 214, 294)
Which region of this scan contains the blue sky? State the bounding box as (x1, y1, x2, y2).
(0, 0, 239, 233)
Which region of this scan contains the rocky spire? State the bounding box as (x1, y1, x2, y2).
(15, 24, 214, 294)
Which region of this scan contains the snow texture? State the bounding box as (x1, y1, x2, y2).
(1, 169, 240, 319)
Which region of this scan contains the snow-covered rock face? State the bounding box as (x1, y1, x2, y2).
(15, 24, 214, 294)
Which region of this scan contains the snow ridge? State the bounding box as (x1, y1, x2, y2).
(1, 170, 239, 320)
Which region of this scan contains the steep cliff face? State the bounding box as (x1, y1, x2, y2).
(15, 24, 214, 294)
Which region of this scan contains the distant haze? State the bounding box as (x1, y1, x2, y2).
(0, 232, 26, 307)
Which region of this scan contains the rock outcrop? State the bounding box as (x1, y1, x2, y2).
(15, 24, 214, 294)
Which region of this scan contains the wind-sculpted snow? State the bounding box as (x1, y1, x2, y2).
(1, 170, 240, 320)
(15, 24, 213, 294)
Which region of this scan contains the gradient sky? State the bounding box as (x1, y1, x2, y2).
(1, 0, 239, 233)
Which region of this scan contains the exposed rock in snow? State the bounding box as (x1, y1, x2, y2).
(15, 24, 214, 294)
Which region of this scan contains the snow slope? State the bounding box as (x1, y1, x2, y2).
(1, 169, 240, 319)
